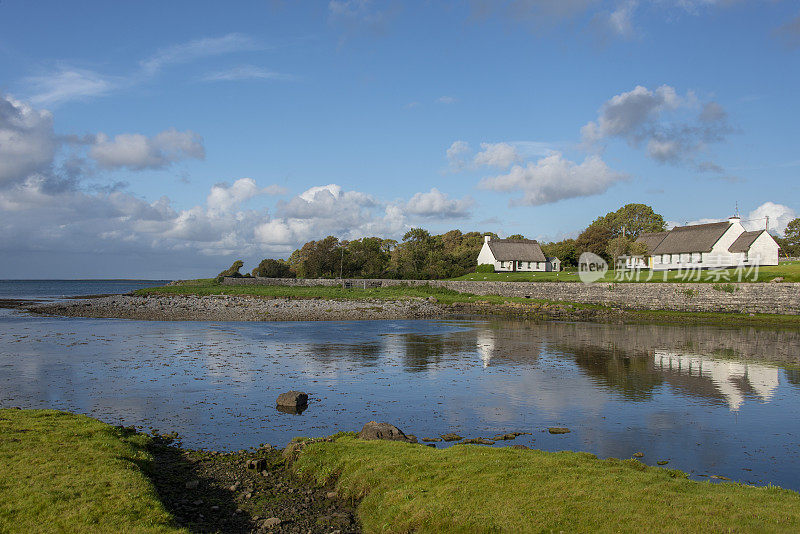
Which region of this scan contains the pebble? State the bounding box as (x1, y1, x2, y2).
(262, 517, 282, 528)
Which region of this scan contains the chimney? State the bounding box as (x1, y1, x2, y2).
(728, 215, 741, 224)
(484, 235, 492, 244)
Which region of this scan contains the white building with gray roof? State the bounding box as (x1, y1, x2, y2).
(477, 235, 561, 272)
(625, 216, 780, 270)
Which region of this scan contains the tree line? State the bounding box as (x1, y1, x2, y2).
(217, 204, 800, 280)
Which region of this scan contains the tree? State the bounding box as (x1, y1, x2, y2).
(252, 258, 295, 278)
(606, 236, 632, 267)
(575, 222, 615, 261)
(507, 234, 525, 240)
(287, 236, 341, 278)
(785, 218, 800, 246)
(606, 203, 666, 239)
(541, 239, 578, 267)
(216, 260, 244, 281)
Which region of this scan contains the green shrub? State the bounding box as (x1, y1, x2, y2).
(713, 283, 738, 293)
(476, 263, 495, 273)
(215, 260, 244, 282)
(252, 258, 295, 278)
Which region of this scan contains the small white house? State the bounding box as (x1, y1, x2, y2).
(622, 216, 780, 270)
(477, 235, 560, 272)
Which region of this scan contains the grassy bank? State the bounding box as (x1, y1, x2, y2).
(0, 409, 182, 533)
(135, 279, 539, 306)
(295, 435, 800, 533)
(452, 260, 800, 283)
(135, 279, 800, 328)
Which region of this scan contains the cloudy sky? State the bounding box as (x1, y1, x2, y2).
(1, 0, 798, 278)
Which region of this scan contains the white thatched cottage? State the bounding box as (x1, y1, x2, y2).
(477, 235, 561, 272)
(623, 216, 780, 270)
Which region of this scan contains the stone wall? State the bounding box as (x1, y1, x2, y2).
(221, 277, 800, 315)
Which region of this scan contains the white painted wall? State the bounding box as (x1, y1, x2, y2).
(747, 232, 780, 266)
(476, 237, 550, 272)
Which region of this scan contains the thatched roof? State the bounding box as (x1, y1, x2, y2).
(652, 222, 731, 254)
(487, 238, 547, 262)
(635, 232, 668, 254)
(728, 230, 765, 253)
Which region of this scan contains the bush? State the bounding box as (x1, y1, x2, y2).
(215, 260, 244, 282)
(476, 263, 495, 273)
(251, 258, 296, 278)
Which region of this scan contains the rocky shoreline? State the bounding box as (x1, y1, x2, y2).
(22, 293, 609, 322)
(24, 294, 451, 321)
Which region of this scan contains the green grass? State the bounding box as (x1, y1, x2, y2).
(452, 261, 800, 283)
(134, 279, 574, 307)
(0, 409, 183, 534)
(135, 279, 800, 328)
(294, 436, 800, 533)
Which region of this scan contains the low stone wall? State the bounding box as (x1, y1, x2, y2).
(221, 277, 800, 315)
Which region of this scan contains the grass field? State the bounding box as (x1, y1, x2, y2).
(0, 409, 182, 533)
(134, 279, 561, 306)
(295, 435, 800, 533)
(452, 260, 800, 283)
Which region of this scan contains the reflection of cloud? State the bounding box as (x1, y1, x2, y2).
(476, 329, 495, 368)
(653, 351, 778, 412)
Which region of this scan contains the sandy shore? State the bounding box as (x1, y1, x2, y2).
(25, 294, 453, 321)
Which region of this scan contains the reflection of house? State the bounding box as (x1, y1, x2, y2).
(653, 350, 779, 411)
(623, 216, 779, 270)
(478, 235, 560, 272)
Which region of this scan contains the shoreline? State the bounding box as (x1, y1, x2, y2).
(5, 408, 800, 533)
(20, 292, 800, 328)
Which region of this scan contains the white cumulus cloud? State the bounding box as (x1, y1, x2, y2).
(404, 188, 474, 219)
(0, 95, 57, 185)
(89, 128, 205, 170)
(473, 142, 523, 169)
(747, 202, 797, 236)
(479, 152, 628, 206)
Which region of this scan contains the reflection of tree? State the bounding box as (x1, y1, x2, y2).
(400, 334, 447, 372)
(302, 342, 381, 367)
(564, 345, 663, 400)
(784, 369, 800, 389)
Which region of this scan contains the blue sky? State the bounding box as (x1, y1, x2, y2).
(1, 0, 798, 278)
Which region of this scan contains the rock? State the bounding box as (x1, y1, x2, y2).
(492, 432, 530, 441)
(440, 432, 463, 442)
(548, 427, 570, 434)
(710, 474, 731, 481)
(276, 390, 308, 408)
(276, 404, 307, 415)
(357, 421, 415, 443)
(421, 437, 442, 442)
(426, 443, 436, 447)
(632, 452, 644, 458)
(770, 277, 784, 283)
(510, 444, 529, 450)
(326, 491, 338, 499)
(262, 517, 282, 528)
(657, 460, 669, 465)
(185, 479, 199, 490)
(461, 438, 495, 445)
(246, 458, 267, 471)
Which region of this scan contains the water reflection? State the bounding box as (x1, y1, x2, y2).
(653, 351, 778, 412)
(2, 314, 800, 490)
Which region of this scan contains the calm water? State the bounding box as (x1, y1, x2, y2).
(0, 279, 171, 300)
(1, 282, 800, 490)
